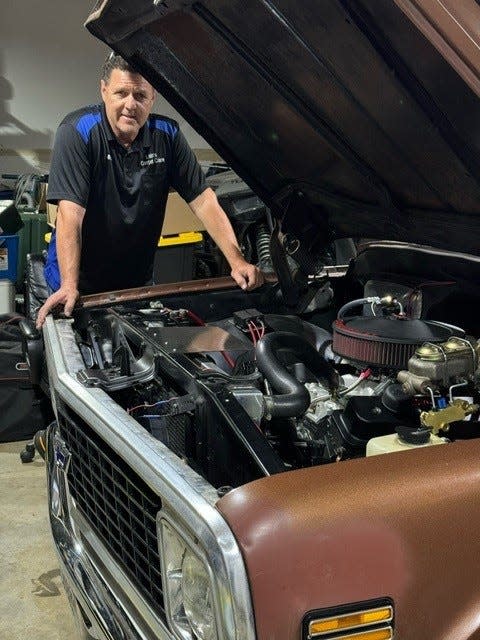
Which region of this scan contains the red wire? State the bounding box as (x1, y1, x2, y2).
(252, 322, 262, 342)
(248, 321, 257, 346)
(221, 351, 236, 369)
(127, 399, 176, 414)
(186, 309, 205, 326)
(258, 321, 265, 338)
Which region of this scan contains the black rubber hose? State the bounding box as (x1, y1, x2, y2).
(256, 331, 339, 418)
(264, 314, 334, 356)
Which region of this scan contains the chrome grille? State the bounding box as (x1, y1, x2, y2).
(59, 409, 165, 621)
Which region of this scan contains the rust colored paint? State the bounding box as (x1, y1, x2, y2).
(218, 440, 480, 640)
(394, 0, 480, 97)
(75, 273, 277, 309)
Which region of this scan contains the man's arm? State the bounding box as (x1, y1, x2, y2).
(188, 187, 264, 290)
(36, 200, 85, 328)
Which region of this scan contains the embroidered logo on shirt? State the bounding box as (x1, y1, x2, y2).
(106, 153, 112, 161)
(141, 152, 165, 167)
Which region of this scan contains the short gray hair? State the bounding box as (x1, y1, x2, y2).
(101, 52, 137, 83)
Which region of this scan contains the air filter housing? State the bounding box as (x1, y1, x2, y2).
(332, 316, 459, 370)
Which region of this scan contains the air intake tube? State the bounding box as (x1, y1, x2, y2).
(256, 331, 339, 419)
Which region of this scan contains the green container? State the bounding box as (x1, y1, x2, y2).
(17, 212, 49, 288)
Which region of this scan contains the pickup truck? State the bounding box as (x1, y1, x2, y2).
(41, 1, 480, 639)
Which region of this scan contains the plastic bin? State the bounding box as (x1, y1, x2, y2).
(0, 235, 19, 282)
(154, 232, 203, 283)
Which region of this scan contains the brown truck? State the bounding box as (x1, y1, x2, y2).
(41, 1, 480, 639)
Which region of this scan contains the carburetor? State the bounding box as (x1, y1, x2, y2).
(398, 336, 479, 393)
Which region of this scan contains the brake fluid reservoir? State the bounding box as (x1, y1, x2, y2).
(366, 432, 448, 456)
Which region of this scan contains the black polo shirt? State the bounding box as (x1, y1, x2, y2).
(45, 103, 207, 294)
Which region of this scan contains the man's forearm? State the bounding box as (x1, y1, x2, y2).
(35, 200, 86, 327)
(55, 201, 85, 290)
(188, 187, 264, 290)
(189, 188, 245, 268)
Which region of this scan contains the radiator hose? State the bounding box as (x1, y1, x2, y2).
(256, 331, 339, 419)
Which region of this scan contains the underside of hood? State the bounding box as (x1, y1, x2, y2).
(86, 0, 480, 255)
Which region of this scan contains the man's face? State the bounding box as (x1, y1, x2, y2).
(101, 69, 155, 145)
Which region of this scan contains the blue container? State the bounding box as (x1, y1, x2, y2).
(0, 235, 19, 282)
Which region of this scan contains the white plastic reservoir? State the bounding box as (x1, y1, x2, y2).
(366, 432, 448, 456)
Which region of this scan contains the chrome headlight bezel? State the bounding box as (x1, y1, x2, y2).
(158, 515, 222, 640)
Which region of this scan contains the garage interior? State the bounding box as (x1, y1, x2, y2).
(0, 3, 227, 639)
(4, 1, 480, 639)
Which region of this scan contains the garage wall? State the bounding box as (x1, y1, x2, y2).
(0, 0, 211, 185)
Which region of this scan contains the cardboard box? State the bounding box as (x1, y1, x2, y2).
(37, 183, 47, 213)
(45, 190, 204, 234)
(46, 202, 57, 228)
(161, 191, 205, 235)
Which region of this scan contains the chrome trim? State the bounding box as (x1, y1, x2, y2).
(77, 509, 168, 637)
(43, 316, 256, 640)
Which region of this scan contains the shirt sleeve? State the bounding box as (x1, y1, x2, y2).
(47, 120, 91, 208)
(169, 128, 207, 203)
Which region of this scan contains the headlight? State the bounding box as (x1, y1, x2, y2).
(182, 550, 216, 640)
(159, 518, 219, 640)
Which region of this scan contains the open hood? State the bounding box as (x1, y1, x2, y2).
(86, 0, 480, 256)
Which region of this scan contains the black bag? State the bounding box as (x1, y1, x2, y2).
(0, 316, 53, 442)
(0, 202, 24, 235)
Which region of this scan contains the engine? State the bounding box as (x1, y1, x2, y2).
(71, 293, 480, 489)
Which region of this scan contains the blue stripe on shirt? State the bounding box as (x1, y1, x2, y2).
(76, 112, 102, 143)
(150, 118, 178, 137)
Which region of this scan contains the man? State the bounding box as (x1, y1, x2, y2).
(36, 54, 263, 328)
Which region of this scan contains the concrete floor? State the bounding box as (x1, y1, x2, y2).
(0, 440, 79, 640)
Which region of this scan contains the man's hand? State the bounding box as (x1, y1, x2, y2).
(189, 188, 265, 291)
(36, 285, 79, 329)
(36, 199, 84, 328)
(230, 259, 264, 291)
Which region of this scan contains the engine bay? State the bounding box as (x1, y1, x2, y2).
(68, 275, 480, 491)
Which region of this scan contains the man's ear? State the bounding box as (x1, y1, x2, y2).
(100, 79, 107, 100)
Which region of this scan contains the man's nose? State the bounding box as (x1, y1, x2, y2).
(125, 94, 136, 110)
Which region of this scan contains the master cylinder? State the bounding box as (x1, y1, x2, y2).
(398, 336, 478, 392)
